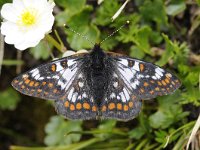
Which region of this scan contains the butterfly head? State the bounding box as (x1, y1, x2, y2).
(90, 44, 106, 69)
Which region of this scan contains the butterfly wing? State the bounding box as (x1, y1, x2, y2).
(100, 53, 181, 121)
(54, 71, 98, 120)
(100, 71, 142, 121)
(107, 53, 181, 100)
(12, 53, 98, 120)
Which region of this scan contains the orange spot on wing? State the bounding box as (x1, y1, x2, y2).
(21, 85, 25, 89)
(157, 81, 162, 86)
(92, 106, 97, 111)
(150, 80, 155, 83)
(37, 89, 42, 93)
(53, 89, 57, 93)
(155, 87, 160, 91)
(144, 82, 149, 87)
(48, 83, 53, 88)
(117, 103, 122, 110)
(42, 82, 46, 86)
(29, 81, 34, 87)
(132, 95, 136, 100)
(166, 73, 172, 78)
(83, 102, 90, 110)
(161, 80, 167, 86)
(165, 78, 170, 84)
(13, 80, 19, 84)
(139, 63, 145, 72)
(25, 79, 30, 84)
(44, 92, 48, 95)
(140, 88, 145, 93)
(64, 101, 69, 107)
(102, 105, 107, 111)
(70, 104, 75, 111)
(76, 103, 82, 110)
(175, 80, 180, 83)
(129, 102, 134, 107)
(34, 82, 39, 87)
(123, 105, 129, 111)
(108, 103, 115, 110)
(51, 64, 56, 72)
(149, 90, 154, 95)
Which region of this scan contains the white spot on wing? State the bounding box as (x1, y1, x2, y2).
(152, 76, 157, 80)
(131, 80, 140, 89)
(56, 62, 63, 71)
(52, 75, 59, 79)
(155, 67, 164, 76)
(78, 82, 84, 88)
(132, 61, 140, 71)
(119, 92, 126, 102)
(67, 59, 75, 66)
(71, 93, 78, 102)
(123, 88, 130, 101)
(119, 59, 128, 66)
(113, 81, 118, 88)
(57, 61, 78, 90)
(82, 92, 87, 98)
(68, 88, 74, 100)
(110, 93, 115, 98)
(38, 77, 44, 80)
(31, 68, 39, 77)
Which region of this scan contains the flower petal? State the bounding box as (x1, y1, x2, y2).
(1, 4, 19, 22)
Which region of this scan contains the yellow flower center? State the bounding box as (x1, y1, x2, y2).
(18, 8, 38, 27)
(21, 11, 35, 25)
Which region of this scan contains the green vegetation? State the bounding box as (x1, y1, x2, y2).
(0, 0, 199, 150)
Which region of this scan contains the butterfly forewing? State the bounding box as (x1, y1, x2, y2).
(12, 55, 84, 100)
(107, 54, 181, 100)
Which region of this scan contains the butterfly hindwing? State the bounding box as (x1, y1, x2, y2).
(55, 72, 98, 120)
(100, 71, 142, 121)
(107, 54, 181, 100)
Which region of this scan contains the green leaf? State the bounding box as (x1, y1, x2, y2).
(149, 91, 189, 129)
(66, 7, 100, 50)
(154, 130, 168, 143)
(156, 34, 176, 66)
(139, 0, 168, 28)
(44, 116, 82, 146)
(166, 2, 186, 16)
(130, 46, 145, 59)
(94, 0, 121, 26)
(95, 120, 117, 139)
(129, 126, 145, 139)
(117, 22, 152, 54)
(55, 0, 86, 26)
(0, 88, 20, 110)
(30, 41, 52, 60)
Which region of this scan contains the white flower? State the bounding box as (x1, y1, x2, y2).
(0, 0, 55, 50)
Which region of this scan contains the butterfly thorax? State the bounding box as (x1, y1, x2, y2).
(90, 44, 105, 72)
(86, 44, 112, 106)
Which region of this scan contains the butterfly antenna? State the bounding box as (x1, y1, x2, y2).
(63, 24, 95, 46)
(100, 20, 130, 45)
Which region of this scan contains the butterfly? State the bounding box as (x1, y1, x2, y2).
(12, 44, 181, 121)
